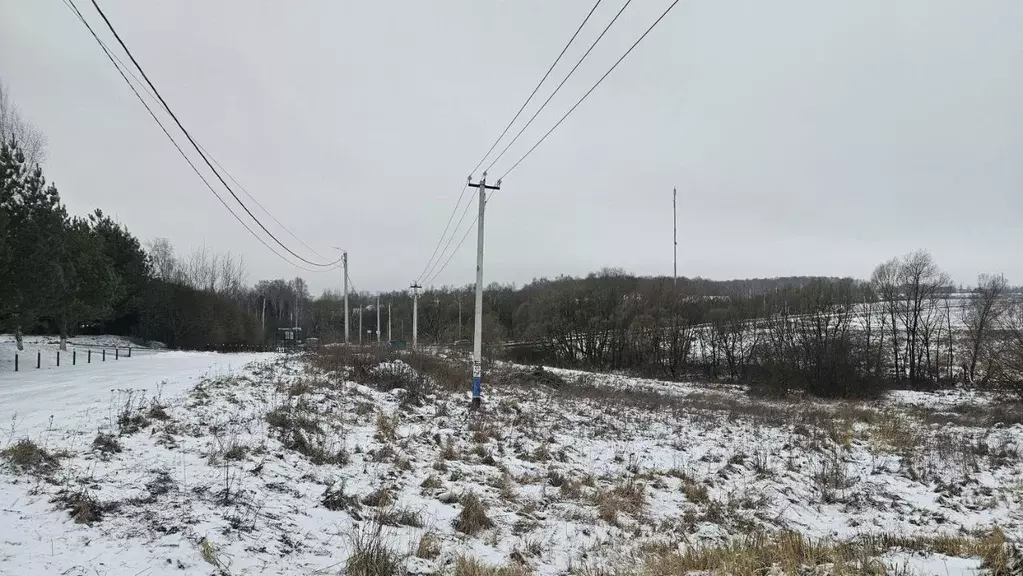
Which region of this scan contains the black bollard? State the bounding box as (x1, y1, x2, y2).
(88, 349, 92, 363)
(14, 354, 18, 372)
(57, 351, 60, 367)
(128, 347, 132, 358)
(73, 350, 77, 365)
(115, 348, 119, 360)
(102, 349, 106, 362)
(37, 351, 41, 369)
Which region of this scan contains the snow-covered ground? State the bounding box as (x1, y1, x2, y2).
(0, 334, 153, 373)
(1, 348, 1020, 575)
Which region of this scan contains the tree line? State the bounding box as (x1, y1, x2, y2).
(0, 134, 270, 350)
(482, 255, 1022, 399)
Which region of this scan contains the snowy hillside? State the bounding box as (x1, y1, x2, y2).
(1, 348, 1021, 575)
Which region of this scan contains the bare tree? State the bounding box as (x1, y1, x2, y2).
(871, 258, 902, 380)
(897, 251, 952, 385)
(0, 80, 46, 166)
(1000, 298, 1023, 397)
(217, 252, 246, 301)
(146, 237, 178, 281)
(962, 274, 1009, 385)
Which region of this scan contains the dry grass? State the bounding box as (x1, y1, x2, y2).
(682, 481, 710, 504)
(1, 439, 62, 476)
(595, 480, 647, 526)
(421, 474, 444, 491)
(441, 436, 460, 461)
(643, 530, 1012, 576)
(375, 505, 424, 528)
(811, 453, 855, 503)
(92, 433, 122, 455)
(346, 524, 403, 576)
(52, 489, 106, 525)
(416, 531, 442, 560)
(266, 403, 346, 465)
(454, 491, 494, 535)
(871, 410, 919, 454)
(322, 482, 361, 512)
(375, 413, 397, 443)
(361, 487, 395, 508)
(147, 404, 171, 421)
(454, 556, 531, 576)
(560, 478, 584, 500)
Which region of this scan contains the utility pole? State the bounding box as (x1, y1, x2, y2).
(261, 297, 266, 336)
(468, 172, 501, 409)
(358, 306, 363, 345)
(410, 282, 421, 350)
(457, 294, 462, 342)
(376, 295, 381, 345)
(435, 296, 441, 342)
(673, 187, 677, 292)
(387, 302, 392, 343)
(343, 251, 349, 345)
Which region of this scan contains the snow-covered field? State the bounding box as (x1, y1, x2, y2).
(1, 346, 1021, 575)
(0, 334, 152, 373)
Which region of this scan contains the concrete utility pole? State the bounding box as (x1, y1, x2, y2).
(343, 251, 349, 344)
(410, 282, 421, 350)
(387, 303, 392, 343)
(376, 295, 381, 344)
(673, 187, 677, 292)
(467, 172, 501, 409)
(457, 294, 462, 342)
(358, 306, 363, 345)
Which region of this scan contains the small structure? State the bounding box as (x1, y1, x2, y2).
(277, 327, 303, 349)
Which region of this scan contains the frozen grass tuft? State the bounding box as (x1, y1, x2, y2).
(454, 556, 531, 576)
(346, 524, 403, 576)
(454, 491, 494, 535)
(1, 438, 62, 476)
(92, 432, 122, 456)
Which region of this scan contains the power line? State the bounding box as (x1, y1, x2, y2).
(422, 191, 495, 287)
(345, 270, 358, 295)
(498, 0, 682, 181)
(195, 143, 330, 261)
(65, 1, 323, 263)
(485, 0, 634, 173)
(469, 0, 604, 176)
(86, 0, 341, 269)
(415, 180, 468, 285)
(417, 1, 604, 285)
(60, 0, 339, 274)
(420, 184, 478, 285)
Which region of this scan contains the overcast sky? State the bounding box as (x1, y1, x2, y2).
(2, 0, 1021, 294)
